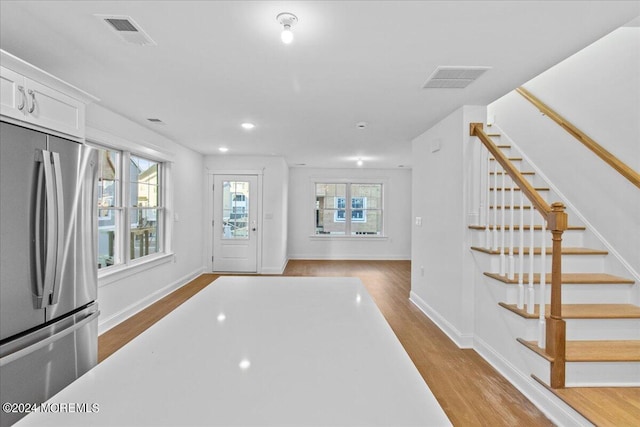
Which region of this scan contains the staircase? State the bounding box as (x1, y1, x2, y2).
(468, 124, 639, 425)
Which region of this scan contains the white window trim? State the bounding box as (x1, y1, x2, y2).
(86, 127, 175, 287)
(310, 177, 386, 238)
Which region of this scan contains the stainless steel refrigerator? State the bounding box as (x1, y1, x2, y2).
(0, 121, 99, 427)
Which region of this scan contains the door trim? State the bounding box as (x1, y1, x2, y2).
(206, 171, 262, 273)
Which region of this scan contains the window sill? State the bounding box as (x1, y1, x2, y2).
(308, 235, 388, 241)
(98, 252, 175, 287)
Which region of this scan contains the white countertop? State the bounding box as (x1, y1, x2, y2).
(17, 276, 451, 426)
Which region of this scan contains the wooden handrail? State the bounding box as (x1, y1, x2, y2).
(516, 87, 640, 189)
(470, 122, 568, 388)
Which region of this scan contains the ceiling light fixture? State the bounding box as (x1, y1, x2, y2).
(219, 147, 229, 153)
(241, 122, 255, 130)
(357, 159, 363, 167)
(277, 12, 298, 44)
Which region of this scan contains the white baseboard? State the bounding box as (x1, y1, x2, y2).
(288, 254, 410, 261)
(98, 267, 206, 335)
(473, 336, 592, 427)
(409, 291, 474, 348)
(261, 258, 289, 275)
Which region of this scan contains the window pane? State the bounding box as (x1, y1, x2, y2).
(315, 184, 346, 233)
(352, 184, 382, 209)
(97, 149, 119, 208)
(130, 156, 159, 207)
(222, 180, 250, 239)
(98, 208, 119, 268)
(350, 210, 382, 235)
(315, 209, 346, 235)
(130, 208, 160, 260)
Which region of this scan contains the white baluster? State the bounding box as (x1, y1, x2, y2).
(493, 161, 499, 250)
(485, 149, 491, 249)
(527, 206, 535, 314)
(517, 190, 525, 309)
(538, 218, 547, 349)
(500, 169, 506, 276)
(508, 176, 515, 280)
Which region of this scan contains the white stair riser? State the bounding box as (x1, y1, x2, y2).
(502, 284, 633, 305)
(470, 229, 585, 247)
(518, 341, 640, 387)
(488, 189, 550, 204)
(565, 319, 640, 340)
(481, 254, 606, 273)
(558, 284, 633, 304)
(565, 362, 640, 386)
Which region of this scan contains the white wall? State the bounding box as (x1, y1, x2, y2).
(409, 106, 486, 348)
(489, 26, 640, 279)
(288, 167, 411, 260)
(87, 104, 205, 333)
(203, 155, 289, 274)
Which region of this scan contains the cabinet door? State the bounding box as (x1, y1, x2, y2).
(24, 78, 85, 139)
(0, 66, 28, 121)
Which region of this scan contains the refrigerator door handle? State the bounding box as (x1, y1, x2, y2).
(50, 151, 65, 305)
(34, 159, 46, 306)
(39, 150, 58, 309)
(0, 309, 99, 368)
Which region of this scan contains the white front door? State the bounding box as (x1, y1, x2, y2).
(213, 175, 258, 272)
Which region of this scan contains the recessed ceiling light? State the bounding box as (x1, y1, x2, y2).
(357, 159, 363, 166)
(356, 122, 368, 129)
(241, 122, 255, 130)
(219, 147, 229, 153)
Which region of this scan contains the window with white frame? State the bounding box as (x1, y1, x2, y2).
(314, 182, 383, 236)
(96, 146, 164, 269)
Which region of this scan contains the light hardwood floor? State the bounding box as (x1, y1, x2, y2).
(99, 260, 552, 426)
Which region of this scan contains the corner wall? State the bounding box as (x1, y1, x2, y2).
(410, 106, 486, 347)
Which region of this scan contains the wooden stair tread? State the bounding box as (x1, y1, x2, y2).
(532, 376, 640, 427)
(489, 205, 532, 209)
(468, 224, 586, 231)
(499, 302, 640, 319)
(484, 272, 635, 284)
(471, 246, 607, 255)
(491, 171, 535, 175)
(490, 187, 550, 191)
(490, 157, 522, 161)
(519, 339, 640, 362)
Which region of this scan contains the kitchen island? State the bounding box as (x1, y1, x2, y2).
(16, 276, 451, 426)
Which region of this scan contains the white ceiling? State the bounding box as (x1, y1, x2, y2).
(1, 1, 638, 168)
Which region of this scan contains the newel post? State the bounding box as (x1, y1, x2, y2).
(546, 202, 568, 388)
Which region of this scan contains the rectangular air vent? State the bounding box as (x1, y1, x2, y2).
(423, 66, 491, 89)
(147, 118, 164, 124)
(96, 15, 156, 46)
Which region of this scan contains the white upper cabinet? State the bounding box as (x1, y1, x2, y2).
(0, 50, 98, 139)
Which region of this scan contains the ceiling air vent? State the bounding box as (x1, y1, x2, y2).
(423, 66, 491, 89)
(147, 118, 164, 124)
(96, 15, 156, 46)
